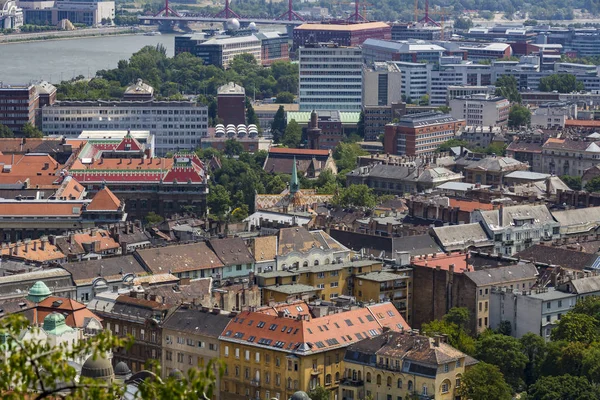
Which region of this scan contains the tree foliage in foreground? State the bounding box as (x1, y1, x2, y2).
(0, 314, 220, 399)
(457, 362, 512, 400)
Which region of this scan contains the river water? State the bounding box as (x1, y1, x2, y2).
(0, 33, 178, 84)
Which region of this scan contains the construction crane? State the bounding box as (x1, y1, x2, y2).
(415, 0, 440, 26)
(429, 9, 449, 38)
(361, 1, 373, 21)
(347, 0, 368, 22)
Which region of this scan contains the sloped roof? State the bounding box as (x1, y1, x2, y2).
(249, 236, 278, 262)
(570, 275, 600, 294)
(162, 306, 233, 337)
(464, 156, 527, 172)
(277, 227, 346, 257)
(209, 237, 255, 266)
(477, 204, 555, 228)
(115, 135, 143, 152)
(135, 242, 224, 274)
(36, 296, 101, 328)
(432, 223, 492, 250)
(392, 234, 442, 257)
(464, 263, 538, 286)
(514, 245, 598, 271)
(552, 207, 600, 233)
(61, 255, 146, 285)
(87, 187, 122, 211)
(412, 252, 473, 273)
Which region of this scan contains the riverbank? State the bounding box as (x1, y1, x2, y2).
(0, 26, 155, 44)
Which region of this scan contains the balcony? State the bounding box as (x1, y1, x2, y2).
(503, 240, 514, 246)
(311, 367, 323, 375)
(249, 379, 261, 387)
(340, 379, 364, 387)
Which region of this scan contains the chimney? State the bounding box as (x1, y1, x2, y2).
(41, 237, 47, 251)
(33, 241, 37, 251)
(434, 335, 441, 347)
(498, 204, 504, 227)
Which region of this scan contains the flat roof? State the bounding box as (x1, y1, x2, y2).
(295, 22, 390, 31)
(357, 271, 409, 282)
(264, 283, 320, 294)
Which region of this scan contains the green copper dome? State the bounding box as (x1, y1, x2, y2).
(42, 312, 74, 336)
(26, 281, 51, 303)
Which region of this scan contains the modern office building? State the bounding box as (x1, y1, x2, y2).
(255, 31, 290, 65)
(384, 112, 464, 156)
(362, 39, 446, 64)
(19, 0, 114, 26)
(446, 85, 496, 103)
(41, 100, 208, 156)
(394, 62, 432, 104)
(298, 43, 363, 111)
(449, 94, 510, 127)
(391, 22, 446, 40)
(0, 82, 49, 133)
(217, 82, 246, 127)
(292, 21, 391, 49)
(362, 62, 402, 107)
(0, 0, 23, 29)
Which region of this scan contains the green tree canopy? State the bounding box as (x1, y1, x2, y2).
(281, 119, 302, 148)
(437, 138, 469, 153)
(508, 104, 532, 128)
(332, 184, 377, 208)
(0, 123, 14, 138)
(333, 142, 368, 172)
(561, 175, 582, 191)
(145, 211, 164, 225)
(207, 184, 232, 217)
(520, 332, 547, 386)
(457, 362, 512, 400)
(22, 122, 43, 138)
(308, 386, 330, 400)
(551, 313, 600, 344)
(271, 105, 287, 143)
(224, 139, 244, 156)
(539, 73, 585, 93)
(475, 333, 527, 391)
(585, 177, 600, 192)
(495, 75, 522, 103)
(275, 91, 295, 103)
(527, 374, 600, 400)
(454, 17, 474, 30)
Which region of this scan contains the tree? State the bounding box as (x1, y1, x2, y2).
(275, 91, 295, 103)
(551, 313, 599, 344)
(437, 138, 469, 153)
(357, 111, 365, 138)
(419, 94, 430, 106)
(539, 73, 585, 93)
(231, 205, 249, 222)
(475, 333, 527, 391)
(508, 104, 531, 128)
(271, 105, 287, 143)
(437, 105, 451, 113)
(496, 320, 512, 336)
(457, 362, 512, 400)
(585, 177, 600, 193)
(281, 119, 302, 148)
(443, 307, 470, 329)
(308, 386, 331, 400)
(561, 175, 582, 190)
(527, 375, 600, 400)
(421, 319, 476, 355)
(332, 185, 377, 208)
(224, 139, 244, 156)
(246, 101, 260, 127)
(520, 333, 547, 387)
(495, 75, 522, 103)
(145, 211, 164, 225)
(0, 313, 220, 399)
(454, 17, 474, 30)
(0, 123, 14, 138)
(207, 184, 232, 217)
(333, 142, 368, 172)
(22, 122, 43, 138)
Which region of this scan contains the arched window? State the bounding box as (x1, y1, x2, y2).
(314, 260, 319, 266)
(387, 376, 392, 387)
(357, 371, 361, 381)
(325, 374, 332, 385)
(303, 261, 309, 267)
(408, 380, 413, 391)
(397, 378, 402, 389)
(325, 258, 330, 265)
(366, 372, 371, 383)
(441, 379, 451, 394)
(455, 374, 462, 389)
(293, 262, 299, 268)
(335, 372, 340, 382)
(376, 374, 382, 385)
(422, 384, 428, 395)
(352, 370, 357, 380)
(287, 378, 292, 389)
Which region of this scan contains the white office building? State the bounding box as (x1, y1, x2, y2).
(393, 61, 432, 104)
(41, 100, 208, 156)
(299, 43, 363, 111)
(449, 94, 510, 127)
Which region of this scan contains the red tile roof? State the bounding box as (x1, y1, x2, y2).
(268, 148, 330, 156)
(449, 199, 494, 212)
(0, 154, 63, 187)
(411, 252, 473, 273)
(0, 202, 85, 216)
(36, 296, 102, 328)
(87, 187, 122, 211)
(258, 300, 311, 318)
(220, 302, 409, 354)
(115, 135, 143, 151)
(565, 119, 600, 127)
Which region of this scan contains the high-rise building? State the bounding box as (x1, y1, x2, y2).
(0, 83, 39, 133)
(393, 62, 432, 104)
(362, 62, 402, 108)
(217, 82, 246, 127)
(298, 43, 363, 111)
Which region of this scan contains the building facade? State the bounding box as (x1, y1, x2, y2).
(449, 94, 510, 127)
(217, 82, 246, 127)
(293, 22, 391, 49)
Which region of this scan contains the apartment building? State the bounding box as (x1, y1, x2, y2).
(218, 302, 409, 400)
(341, 331, 474, 400)
(41, 100, 208, 156)
(449, 94, 510, 127)
(540, 137, 600, 177)
(530, 102, 577, 129)
(298, 43, 363, 111)
(0, 83, 39, 133)
(384, 112, 464, 156)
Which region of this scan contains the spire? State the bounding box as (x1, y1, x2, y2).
(290, 156, 299, 195)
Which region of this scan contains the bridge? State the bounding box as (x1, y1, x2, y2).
(139, 0, 370, 27)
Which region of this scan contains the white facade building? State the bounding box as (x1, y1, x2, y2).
(0, 0, 23, 29)
(299, 43, 363, 111)
(362, 62, 402, 107)
(449, 94, 510, 127)
(530, 102, 577, 129)
(394, 61, 431, 103)
(41, 100, 208, 156)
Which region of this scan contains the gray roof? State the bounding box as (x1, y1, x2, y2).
(526, 287, 576, 301)
(570, 275, 600, 295)
(256, 270, 299, 279)
(392, 234, 442, 257)
(0, 268, 71, 284)
(436, 182, 490, 192)
(552, 207, 600, 233)
(465, 156, 527, 172)
(465, 263, 538, 286)
(356, 271, 409, 282)
(264, 284, 319, 294)
(162, 307, 233, 337)
(348, 164, 460, 183)
(505, 171, 551, 180)
(477, 204, 555, 228)
(432, 223, 492, 250)
(61, 256, 146, 285)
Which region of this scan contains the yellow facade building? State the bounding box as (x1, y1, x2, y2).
(353, 269, 412, 324)
(341, 331, 476, 400)
(219, 302, 409, 400)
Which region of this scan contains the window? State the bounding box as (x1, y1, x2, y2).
(547, 302, 551, 309)
(397, 378, 402, 388)
(422, 385, 428, 395)
(366, 372, 371, 383)
(558, 300, 562, 307)
(408, 381, 413, 391)
(235, 348, 240, 358)
(377, 375, 382, 385)
(255, 353, 260, 362)
(444, 364, 449, 373)
(456, 375, 461, 388)
(456, 360, 461, 368)
(245, 350, 250, 360)
(387, 376, 392, 387)
(441, 381, 450, 393)
(225, 346, 229, 357)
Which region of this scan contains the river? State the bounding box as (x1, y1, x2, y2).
(0, 33, 178, 84)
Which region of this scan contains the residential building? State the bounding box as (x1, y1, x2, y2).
(161, 306, 232, 390)
(341, 331, 475, 400)
(551, 206, 600, 237)
(41, 99, 208, 156)
(384, 112, 464, 156)
(346, 164, 462, 194)
(362, 62, 402, 108)
(217, 82, 246, 127)
(540, 137, 600, 177)
(353, 269, 412, 322)
(218, 301, 409, 400)
(298, 43, 363, 111)
(0, 83, 39, 133)
(135, 241, 225, 281)
(408, 196, 494, 226)
(462, 156, 529, 185)
(275, 227, 350, 270)
(209, 237, 256, 280)
(431, 223, 494, 253)
(471, 204, 561, 256)
(449, 94, 510, 127)
(262, 148, 337, 177)
(530, 102, 577, 129)
(0, 0, 22, 29)
(292, 21, 391, 49)
(506, 139, 544, 173)
(459, 126, 504, 149)
(0, 268, 74, 302)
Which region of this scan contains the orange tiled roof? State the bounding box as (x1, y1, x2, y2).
(565, 119, 600, 127)
(36, 296, 102, 328)
(0, 154, 63, 187)
(0, 202, 85, 216)
(449, 199, 494, 212)
(72, 229, 120, 252)
(53, 176, 85, 200)
(268, 148, 330, 156)
(87, 187, 122, 211)
(1, 239, 66, 263)
(69, 157, 173, 171)
(220, 302, 409, 354)
(258, 300, 311, 318)
(411, 252, 473, 273)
